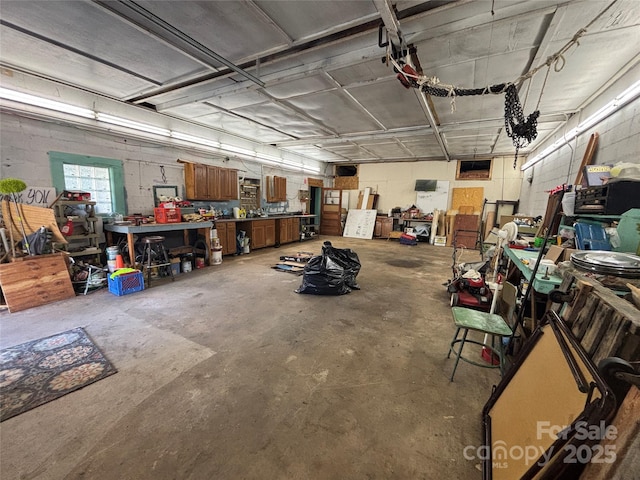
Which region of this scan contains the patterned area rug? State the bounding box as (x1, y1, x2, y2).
(0, 327, 117, 422)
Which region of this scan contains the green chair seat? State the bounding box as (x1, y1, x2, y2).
(447, 306, 513, 381)
(451, 307, 513, 336)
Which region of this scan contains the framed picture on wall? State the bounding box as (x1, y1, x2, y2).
(153, 185, 179, 206)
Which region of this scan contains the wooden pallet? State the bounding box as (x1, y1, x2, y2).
(552, 269, 640, 364)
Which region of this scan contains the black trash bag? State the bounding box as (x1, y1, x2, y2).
(295, 253, 351, 295)
(321, 241, 361, 290)
(295, 241, 361, 295)
(20, 226, 52, 255)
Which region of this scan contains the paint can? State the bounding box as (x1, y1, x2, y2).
(106, 246, 120, 260)
(212, 247, 223, 265)
(182, 255, 193, 273)
(195, 257, 205, 269)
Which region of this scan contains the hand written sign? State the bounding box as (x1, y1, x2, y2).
(2, 187, 57, 206)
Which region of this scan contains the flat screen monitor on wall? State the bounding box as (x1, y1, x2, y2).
(415, 180, 437, 191)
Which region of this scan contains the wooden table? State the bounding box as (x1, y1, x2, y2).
(104, 221, 213, 266)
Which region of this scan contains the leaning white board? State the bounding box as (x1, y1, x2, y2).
(343, 209, 377, 239)
(416, 181, 450, 214)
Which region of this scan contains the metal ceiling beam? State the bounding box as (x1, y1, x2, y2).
(154, 44, 392, 110)
(373, 0, 451, 161)
(125, 0, 451, 104)
(0, 19, 162, 86)
(372, 0, 402, 45)
(93, 0, 265, 88)
(417, 90, 450, 161)
(276, 125, 434, 147)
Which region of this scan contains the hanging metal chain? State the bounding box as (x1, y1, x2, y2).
(504, 85, 540, 168)
(160, 165, 167, 184)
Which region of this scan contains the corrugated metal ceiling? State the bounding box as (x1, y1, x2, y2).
(1, 0, 638, 167)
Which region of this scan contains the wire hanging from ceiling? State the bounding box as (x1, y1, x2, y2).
(385, 0, 620, 166)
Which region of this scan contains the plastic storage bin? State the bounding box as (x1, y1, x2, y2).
(108, 271, 145, 296)
(154, 207, 181, 224)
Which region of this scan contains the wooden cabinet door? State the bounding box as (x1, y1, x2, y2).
(225, 222, 236, 255)
(184, 163, 197, 199)
(266, 176, 287, 202)
(265, 220, 276, 247)
(207, 166, 220, 200)
(278, 219, 288, 244)
(185, 163, 211, 200)
(186, 164, 242, 201)
(288, 218, 299, 242)
(219, 168, 238, 200)
(215, 222, 227, 253)
(252, 223, 266, 249)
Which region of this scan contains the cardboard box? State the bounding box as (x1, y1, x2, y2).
(544, 245, 579, 264)
(562, 248, 579, 263)
(544, 245, 564, 264)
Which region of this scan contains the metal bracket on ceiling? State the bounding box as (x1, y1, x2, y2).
(373, 0, 450, 162)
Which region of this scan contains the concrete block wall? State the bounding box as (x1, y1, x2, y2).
(0, 115, 316, 215)
(518, 79, 640, 217)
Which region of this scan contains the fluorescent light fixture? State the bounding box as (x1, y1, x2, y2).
(0, 87, 95, 119)
(256, 157, 281, 166)
(259, 153, 283, 163)
(521, 79, 640, 171)
(0, 88, 324, 173)
(171, 131, 220, 148)
(96, 113, 170, 136)
(302, 165, 322, 174)
(615, 79, 640, 105)
(219, 143, 256, 157)
(282, 159, 303, 168)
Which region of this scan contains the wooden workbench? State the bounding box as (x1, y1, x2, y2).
(104, 221, 213, 266)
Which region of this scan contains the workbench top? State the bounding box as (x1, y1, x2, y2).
(214, 214, 315, 223)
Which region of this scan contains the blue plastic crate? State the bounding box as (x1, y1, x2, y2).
(574, 222, 611, 251)
(108, 271, 145, 296)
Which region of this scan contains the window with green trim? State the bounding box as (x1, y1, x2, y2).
(49, 151, 126, 215)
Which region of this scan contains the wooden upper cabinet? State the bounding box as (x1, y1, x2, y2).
(219, 168, 238, 200)
(185, 162, 204, 200)
(184, 162, 237, 201)
(266, 176, 287, 202)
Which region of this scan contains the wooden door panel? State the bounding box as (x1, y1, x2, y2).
(265, 220, 276, 247)
(321, 188, 343, 236)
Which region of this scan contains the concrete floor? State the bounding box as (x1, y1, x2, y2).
(0, 236, 501, 479)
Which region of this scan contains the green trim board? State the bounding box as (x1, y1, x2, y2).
(49, 151, 126, 215)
